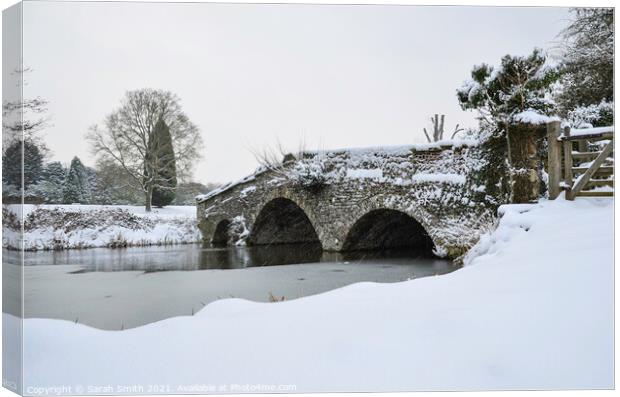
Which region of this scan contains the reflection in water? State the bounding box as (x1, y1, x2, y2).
(18, 243, 454, 273)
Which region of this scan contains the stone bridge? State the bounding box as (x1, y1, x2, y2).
(196, 141, 507, 258)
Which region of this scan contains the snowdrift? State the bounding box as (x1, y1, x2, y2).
(11, 197, 614, 392)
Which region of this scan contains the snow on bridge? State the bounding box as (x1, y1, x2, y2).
(197, 140, 504, 258)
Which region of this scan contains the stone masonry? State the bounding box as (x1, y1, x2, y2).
(197, 140, 507, 259)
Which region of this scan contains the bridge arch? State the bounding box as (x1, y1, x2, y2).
(342, 208, 434, 253)
(211, 219, 231, 247)
(247, 197, 321, 247)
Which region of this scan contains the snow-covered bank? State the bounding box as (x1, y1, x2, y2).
(3, 205, 200, 250)
(17, 197, 613, 392)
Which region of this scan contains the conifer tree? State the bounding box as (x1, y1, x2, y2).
(63, 156, 89, 204)
(149, 119, 177, 207)
(85, 166, 113, 205)
(457, 48, 559, 127)
(457, 49, 559, 203)
(39, 161, 66, 203)
(87, 89, 202, 211)
(2, 139, 43, 189)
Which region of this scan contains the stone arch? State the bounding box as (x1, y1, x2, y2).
(247, 197, 321, 247)
(342, 209, 434, 253)
(211, 219, 231, 247)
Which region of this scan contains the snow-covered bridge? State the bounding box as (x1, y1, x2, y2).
(196, 141, 509, 258)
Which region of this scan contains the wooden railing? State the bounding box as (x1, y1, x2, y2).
(547, 122, 614, 200)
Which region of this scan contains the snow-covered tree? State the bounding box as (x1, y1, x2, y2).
(457, 48, 559, 128)
(87, 89, 202, 211)
(2, 139, 44, 189)
(457, 49, 559, 204)
(85, 166, 114, 205)
(555, 8, 613, 115)
(149, 119, 177, 207)
(566, 100, 614, 128)
(38, 161, 66, 203)
(63, 156, 89, 204)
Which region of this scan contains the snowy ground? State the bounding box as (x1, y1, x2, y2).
(7, 197, 614, 392)
(3, 204, 200, 250)
(18, 204, 197, 218)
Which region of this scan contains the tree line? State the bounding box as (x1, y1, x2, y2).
(2, 144, 214, 206)
(3, 80, 212, 209)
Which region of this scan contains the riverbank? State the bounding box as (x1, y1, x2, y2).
(2, 204, 201, 250)
(14, 196, 614, 391)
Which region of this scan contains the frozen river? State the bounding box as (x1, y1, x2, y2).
(4, 244, 459, 330)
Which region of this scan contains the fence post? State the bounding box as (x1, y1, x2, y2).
(546, 121, 562, 199)
(563, 126, 574, 200)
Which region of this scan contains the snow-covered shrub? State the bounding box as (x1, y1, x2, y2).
(566, 100, 614, 128)
(2, 206, 21, 230)
(288, 158, 328, 192)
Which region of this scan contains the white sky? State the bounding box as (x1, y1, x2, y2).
(19, 1, 570, 184)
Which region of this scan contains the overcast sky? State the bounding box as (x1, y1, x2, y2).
(19, 1, 570, 184)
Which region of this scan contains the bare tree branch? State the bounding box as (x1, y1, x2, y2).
(87, 88, 203, 211)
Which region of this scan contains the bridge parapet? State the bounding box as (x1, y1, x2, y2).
(197, 140, 500, 258)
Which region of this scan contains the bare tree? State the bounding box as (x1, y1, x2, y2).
(249, 139, 328, 192)
(422, 114, 465, 142)
(249, 138, 308, 177)
(2, 67, 51, 154)
(87, 89, 203, 211)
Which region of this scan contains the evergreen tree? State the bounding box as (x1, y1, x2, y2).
(457, 48, 559, 127)
(556, 8, 613, 114)
(87, 89, 201, 212)
(2, 139, 43, 189)
(457, 49, 559, 204)
(63, 156, 89, 204)
(566, 100, 614, 128)
(38, 161, 66, 203)
(149, 119, 177, 207)
(85, 166, 113, 205)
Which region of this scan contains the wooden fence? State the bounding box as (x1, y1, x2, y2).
(547, 122, 614, 200)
